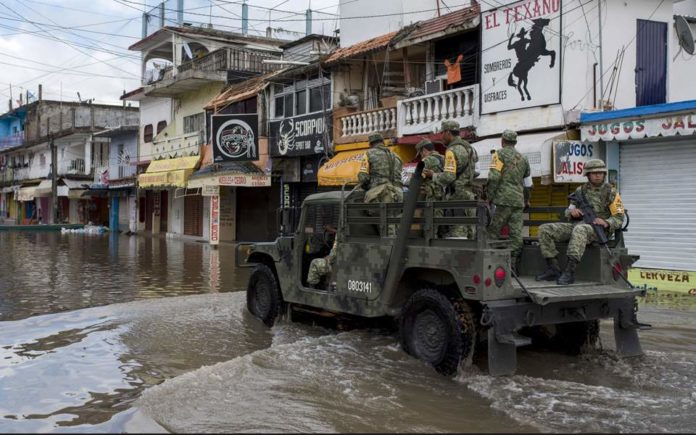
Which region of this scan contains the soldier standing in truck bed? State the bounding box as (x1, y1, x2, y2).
(422, 120, 478, 238)
(486, 129, 533, 274)
(535, 159, 625, 285)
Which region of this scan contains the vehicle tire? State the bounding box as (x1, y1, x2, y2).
(400, 289, 476, 376)
(247, 263, 283, 327)
(554, 320, 600, 354)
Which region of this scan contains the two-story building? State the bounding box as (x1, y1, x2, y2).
(127, 25, 286, 240)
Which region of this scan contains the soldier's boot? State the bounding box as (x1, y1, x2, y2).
(556, 258, 579, 285)
(535, 257, 561, 281)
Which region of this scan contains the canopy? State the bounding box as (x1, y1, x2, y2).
(33, 179, 54, 197)
(17, 187, 36, 202)
(318, 145, 416, 186)
(188, 161, 271, 188)
(139, 156, 200, 189)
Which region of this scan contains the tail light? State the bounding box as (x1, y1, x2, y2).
(612, 262, 626, 282)
(494, 267, 506, 287)
(484, 277, 492, 287)
(472, 274, 481, 285)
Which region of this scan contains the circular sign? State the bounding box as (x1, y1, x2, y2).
(216, 119, 255, 159)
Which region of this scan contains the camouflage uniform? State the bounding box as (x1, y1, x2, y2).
(416, 140, 445, 203)
(433, 120, 478, 238)
(538, 182, 624, 261)
(486, 130, 532, 262)
(307, 240, 337, 286)
(358, 133, 404, 235)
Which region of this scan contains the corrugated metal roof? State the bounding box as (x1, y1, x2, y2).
(396, 4, 480, 47)
(323, 31, 398, 65)
(205, 70, 285, 111)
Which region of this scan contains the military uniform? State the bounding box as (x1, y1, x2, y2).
(358, 133, 404, 235)
(416, 139, 444, 203)
(486, 130, 532, 265)
(536, 159, 625, 284)
(433, 120, 478, 238)
(307, 240, 337, 286)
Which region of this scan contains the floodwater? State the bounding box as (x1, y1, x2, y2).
(1, 232, 696, 433)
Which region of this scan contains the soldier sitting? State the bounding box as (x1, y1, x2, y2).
(535, 159, 625, 285)
(306, 224, 337, 289)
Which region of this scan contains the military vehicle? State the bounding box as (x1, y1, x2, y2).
(238, 163, 647, 376)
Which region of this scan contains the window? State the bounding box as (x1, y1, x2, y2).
(156, 120, 167, 134)
(295, 89, 307, 115)
(183, 112, 205, 134)
(309, 84, 330, 113)
(144, 124, 154, 143)
(283, 94, 294, 117)
(274, 95, 285, 118)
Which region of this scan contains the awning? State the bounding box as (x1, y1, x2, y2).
(1, 185, 20, 194)
(138, 156, 200, 189)
(318, 145, 417, 186)
(62, 179, 90, 189)
(471, 131, 573, 180)
(188, 161, 271, 188)
(17, 187, 37, 201)
(34, 179, 54, 197)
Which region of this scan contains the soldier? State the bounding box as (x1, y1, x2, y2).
(486, 129, 532, 274)
(416, 139, 444, 202)
(535, 159, 625, 285)
(422, 120, 478, 238)
(307, 239, 337, 288)
(358, 132, 404, 235)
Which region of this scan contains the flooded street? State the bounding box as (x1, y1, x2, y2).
(1, 232, 696, 432)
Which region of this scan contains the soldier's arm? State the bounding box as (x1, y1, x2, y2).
(605, 190, 625, 231)
(434, 149, 457, 188)
(486, 151, 503, 200)
(393, 154, 404, 187)
(523, 159, 533, 205)
(357, 153, 370, 188)
(565, 186, 581, 219)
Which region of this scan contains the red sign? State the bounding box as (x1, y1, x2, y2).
(210, 194, 220, 245)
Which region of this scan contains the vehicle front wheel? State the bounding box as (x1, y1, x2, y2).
(247, 263, 283, 327)
(400, 289, 476, 376)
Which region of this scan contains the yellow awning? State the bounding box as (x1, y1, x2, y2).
(139, 156, 200, 189)
(318, 145, 416, 186)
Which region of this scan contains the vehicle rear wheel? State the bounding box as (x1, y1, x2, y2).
(247, 263, 283, 327)
(400, 289, 476, 376)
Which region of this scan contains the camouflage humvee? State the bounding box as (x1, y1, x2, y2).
(238, 163, 647, 376)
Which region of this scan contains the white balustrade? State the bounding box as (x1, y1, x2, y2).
(338, 107, 397, 139)
(397, 85, 479, 136)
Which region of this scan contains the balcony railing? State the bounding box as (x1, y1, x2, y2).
(397, 85, 478, 136)
(0, 132, 24, 150)
(160, 47, 281, 82)
(59, 158, 86, 176)
(336, 106, 397, 144)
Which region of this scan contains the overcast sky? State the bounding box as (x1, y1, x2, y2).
(0, 0, 343, 107)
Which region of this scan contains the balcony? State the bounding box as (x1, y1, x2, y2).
(0, 132, 24, 150)
(334, 106, 398, 145)
(152, 130, 205, 160)
(0, 167, 14, 186)
(397, 85, 478, 136)
(59, 158, 86, 176)
(146, 47, 281, 97)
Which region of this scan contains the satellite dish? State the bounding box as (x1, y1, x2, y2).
(675, 15, 695, 55)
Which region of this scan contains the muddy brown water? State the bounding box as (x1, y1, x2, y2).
(1, 232, 695, 432)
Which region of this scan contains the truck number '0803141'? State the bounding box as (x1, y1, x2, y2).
(347, 280, 372, 294)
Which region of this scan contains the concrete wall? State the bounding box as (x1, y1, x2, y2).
(107, 130, 138, 180)
(139, 96, 171, 163)
(169, 192, 184, 235)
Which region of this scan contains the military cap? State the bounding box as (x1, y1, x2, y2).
(583, 158, 608, 175)
(415, 139, 432, 151)
(368, 132, 384, 144)
(440, 120, 460, 132)
(501, 129, 518, 143)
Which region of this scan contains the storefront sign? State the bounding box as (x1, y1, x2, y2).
(209, 194, 220, 245)
(581, 112, 696, 142)
(269, 111, 332, 157)
(201, 185, 220, 196)
(552, 140, 605, 183)
(480, 0, 562, 114)
(629, 268, 696, 295)
(212, 114, 259, 162)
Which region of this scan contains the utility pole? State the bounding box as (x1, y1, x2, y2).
(50, 135, 58, 224)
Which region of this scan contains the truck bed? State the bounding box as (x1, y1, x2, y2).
(513, 276, 645, 305)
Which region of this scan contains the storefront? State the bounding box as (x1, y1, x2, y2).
(581, 100, 696, 293)
(138, 156, 200, 236)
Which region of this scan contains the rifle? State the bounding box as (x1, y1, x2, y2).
(568, 190, 634, 288)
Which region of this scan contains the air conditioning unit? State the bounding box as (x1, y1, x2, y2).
(425, 78, 444, 95)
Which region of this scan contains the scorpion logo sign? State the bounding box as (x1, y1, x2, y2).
(277, 119, 296, 156)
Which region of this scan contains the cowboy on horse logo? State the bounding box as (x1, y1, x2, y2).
(507, 18, 556, 101)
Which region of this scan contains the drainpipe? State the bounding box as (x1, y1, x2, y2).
(306, 9, 312, 35)
(177, 0, 184, 26)
(242, 0, 249, 35)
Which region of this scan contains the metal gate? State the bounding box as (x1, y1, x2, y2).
(184, 194, 203, 237)
(619, 140, 696, 271)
